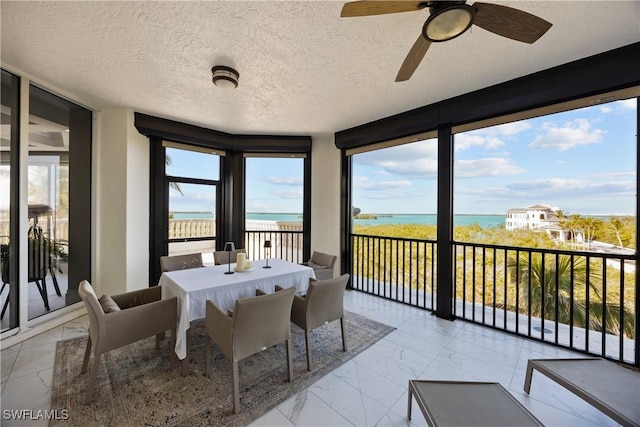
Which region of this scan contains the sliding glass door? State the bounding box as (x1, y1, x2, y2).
(1, 71, 92, 333)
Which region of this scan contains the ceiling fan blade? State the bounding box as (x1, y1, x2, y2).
(473, 2, 552, 44)
(395, 34, 431, 82)
(341, 1, 427, 17)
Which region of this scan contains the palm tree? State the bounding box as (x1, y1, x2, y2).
(510, 253, 634, 338)
(166, 155, 184, 196)
(608, 216, 633, 249)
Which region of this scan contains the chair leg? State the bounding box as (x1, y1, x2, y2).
(1, 292, 9, 320)
(49, 265, 62, 297)
(182, 327, 192, 376)
(85, 351, 101, 404)
(35, 279, 50, 311)
(204, 334, 211, 376)
(81, 336, 92, 374)
(170, 327, 177, 370)
(286, 339, 293, 382)
(304, 330, 313, 371)
(232, 360, 240, 414)
(340, 316, 348, 351)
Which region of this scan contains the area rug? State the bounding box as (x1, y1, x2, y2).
(51, 311, 394, 426)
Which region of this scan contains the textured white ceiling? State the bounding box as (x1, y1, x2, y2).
(2, 1, 639, 136)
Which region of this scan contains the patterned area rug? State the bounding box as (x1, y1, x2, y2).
(51, 311, 394, 426)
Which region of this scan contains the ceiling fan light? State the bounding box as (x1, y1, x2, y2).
(212, 66, 239, 89)
(423, 4, 475, 42)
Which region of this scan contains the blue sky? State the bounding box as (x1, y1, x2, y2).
(167, 97, 636, 216)
(353, 98, 637, 215)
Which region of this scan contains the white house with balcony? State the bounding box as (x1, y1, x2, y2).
(505, 204, 560, 231)
(505, 204, 579, 243)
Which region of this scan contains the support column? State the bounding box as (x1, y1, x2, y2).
(436, 125, 455, 320)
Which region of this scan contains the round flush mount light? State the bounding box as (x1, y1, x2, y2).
(423, 3, 475, 42)
(211, 66, 239, 89)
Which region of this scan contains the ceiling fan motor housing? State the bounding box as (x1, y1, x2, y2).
(423, 2, 476, 42)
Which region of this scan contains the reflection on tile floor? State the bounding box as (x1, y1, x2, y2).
(1, 291, 621, 426)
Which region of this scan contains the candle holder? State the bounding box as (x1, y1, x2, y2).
(263, 240, 272, 269)
(224, 241, 235, 275)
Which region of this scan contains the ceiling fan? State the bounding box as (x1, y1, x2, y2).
(340, 1, 552, 82)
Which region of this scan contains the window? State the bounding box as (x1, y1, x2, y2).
(453, 97, 637, 250)
(164, 143, 222, 264)
(244, 155, 305, 263)
(351, 139, 438, 234)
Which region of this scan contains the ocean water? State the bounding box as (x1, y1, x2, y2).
(172, 212, 505, 228)
(355, 214, 504, 228)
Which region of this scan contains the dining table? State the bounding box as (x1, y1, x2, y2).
(159, 257, 316, 360)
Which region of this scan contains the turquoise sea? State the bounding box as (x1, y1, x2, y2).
(172, 212, 505, 228)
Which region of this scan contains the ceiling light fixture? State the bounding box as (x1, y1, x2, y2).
(211, 66, 239, 89)
(423, 2, 475, 42)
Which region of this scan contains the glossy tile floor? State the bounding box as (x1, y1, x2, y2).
(1, 290, 620, 426)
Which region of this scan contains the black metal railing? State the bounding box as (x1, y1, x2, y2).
(351, 234, 437, 310)
(351, 233, 638, 366)
(245, 230, 304, 264)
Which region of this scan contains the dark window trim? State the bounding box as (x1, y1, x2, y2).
(135, 113, 312, 153)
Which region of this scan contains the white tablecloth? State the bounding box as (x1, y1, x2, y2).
(159, 258, 315, 359)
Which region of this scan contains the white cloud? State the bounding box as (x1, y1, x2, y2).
(272, 189, 303, 199)
(455, 134, 504, 151)
(467, 177, 636, 201)
(354, 140, 437, 166)
(247, 203, 269, 211)
(375, 159, 438, 178)
(354, 177, 412, 191)
(476, 121, 533, 136)
(267, 176, 303, 186)
(599, 106, 613, 113)
(619, 98, 637, 110)
(591, 171, 635, 179)
(528, 118, 604, 151)
(455, 158, 525, 178)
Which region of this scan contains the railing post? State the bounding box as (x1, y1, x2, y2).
(436, 125, 455, 320)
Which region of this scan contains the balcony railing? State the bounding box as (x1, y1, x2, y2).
(351, 233, 638, 367)
(245, 230, 304, 264)
(167, 219, 304, 264)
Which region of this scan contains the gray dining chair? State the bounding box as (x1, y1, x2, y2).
(204, 286, 295, 413)
(213, 248, 246, 265)
(159, 253, 203, 272)
(280, 273, 350, 370)
(301, 251, 337, 280)
(78, 280, 177, 403)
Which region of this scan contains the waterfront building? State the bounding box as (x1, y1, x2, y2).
(505, 204, 578, 242)
(505, 204, 560, 231)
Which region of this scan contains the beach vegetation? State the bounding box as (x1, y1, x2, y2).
(352, 217, 636, 339)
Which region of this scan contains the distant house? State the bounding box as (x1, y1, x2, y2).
(505, 204, 577, 242)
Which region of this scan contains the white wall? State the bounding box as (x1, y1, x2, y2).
(310, 134, 342, 276)
(96, 109, 149, 296)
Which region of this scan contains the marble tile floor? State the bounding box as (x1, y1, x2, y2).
(1, 290, 621, 426)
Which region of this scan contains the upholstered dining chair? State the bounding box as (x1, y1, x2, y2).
(213, 248, 246, 265)
(159, 252, 203, 272)
(204, 286, 296, 414)
(301, 251, 337, 280)
(281, 273, 350, 371)
(78, 280, 178, 403)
